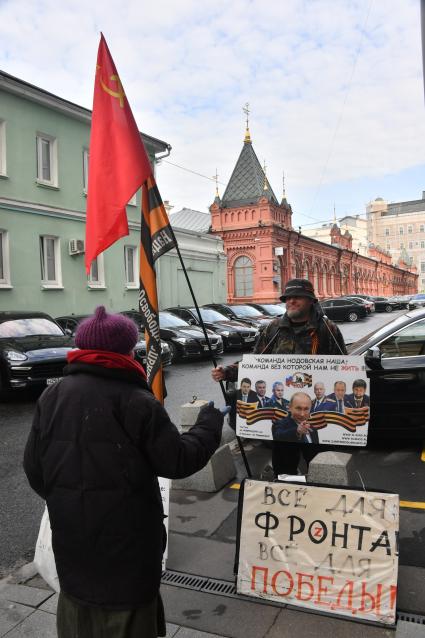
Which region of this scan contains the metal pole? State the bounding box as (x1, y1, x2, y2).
(169, 228, 252, 478)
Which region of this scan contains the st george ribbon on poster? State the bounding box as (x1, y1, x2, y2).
(235, 354, 370, 447)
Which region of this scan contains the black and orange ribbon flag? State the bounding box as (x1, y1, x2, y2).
(237, 401, 369, 433)
(140, 175, 176, 402)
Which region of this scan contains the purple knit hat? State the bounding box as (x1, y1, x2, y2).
(75, 306, 139, 353)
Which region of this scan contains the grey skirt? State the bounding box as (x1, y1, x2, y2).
(56, 590, 166, 638)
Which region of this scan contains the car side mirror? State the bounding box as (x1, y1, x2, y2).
(65, 328, 73, 336)
(188, 318, 197, 325)
(365, 345, 382, 369)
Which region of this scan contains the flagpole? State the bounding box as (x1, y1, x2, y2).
(168, 227, 252, 478)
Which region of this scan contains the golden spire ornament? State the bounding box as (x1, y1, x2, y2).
(213, 169, 220, 198)
(243, 102, 251, 142)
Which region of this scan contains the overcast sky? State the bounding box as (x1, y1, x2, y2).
(1, 0, 424, 228)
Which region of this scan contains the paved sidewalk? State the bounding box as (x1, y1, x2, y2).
(1, 443, 425, 637)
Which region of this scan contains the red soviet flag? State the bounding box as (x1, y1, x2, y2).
(85, 34, 151, 272)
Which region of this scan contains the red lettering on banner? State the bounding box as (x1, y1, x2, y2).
(296, 572, 315, 601)
(390, 585, 397, 610)
(335, 580, 354, 611)
(271, 570, 294, 597)
(315, 575, 334, 607)
(251, 566, 268, 593)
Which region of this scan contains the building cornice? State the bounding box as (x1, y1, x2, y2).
(0, 70, 170, 155)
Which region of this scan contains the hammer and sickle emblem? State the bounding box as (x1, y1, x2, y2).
(100, 72, 125, 108)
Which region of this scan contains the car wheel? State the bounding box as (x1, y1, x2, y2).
(347, 312, 358, 322)
(385, 304, 392, 313)
(168, 341, 179, 363)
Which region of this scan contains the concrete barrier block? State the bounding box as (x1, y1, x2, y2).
(180, 400, 208, 426)
(173, 444, 236, 492)
(307, 451, 353, 486)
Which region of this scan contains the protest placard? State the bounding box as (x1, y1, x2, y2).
(236, 354, 369, 446)
(236, 480, 399, 626)
(159, 477, 170, 568)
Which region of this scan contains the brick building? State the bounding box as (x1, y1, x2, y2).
(210, 128, 417, 301)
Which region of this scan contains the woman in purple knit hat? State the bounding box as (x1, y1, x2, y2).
(24, 306, 224, 638)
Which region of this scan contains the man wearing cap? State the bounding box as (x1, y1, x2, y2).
(24, 306, 224, 638)
(212, 278, 346, 476)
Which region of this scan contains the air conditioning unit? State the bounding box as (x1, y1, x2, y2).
(69, 239, 85, 255)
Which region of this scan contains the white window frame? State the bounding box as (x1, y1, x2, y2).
(40, 235, 62, 288)
(420, 225, 424, 233)
(384, 228, 390, 236)
(0, 230, 11, 288)
(88, 253, 106, 289)
(409, 241, 413, 249)
(408, 225, 413, 234)
(124, 245, 138, 288)
(0, 120, 6, 177)
(36, 133, 58, 187)
(82, 148, 89, 194)
(399, 226, 404, 235)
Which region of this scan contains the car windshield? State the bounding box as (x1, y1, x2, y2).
(257, 304, 284, 315)
(159, 311, 190, 328)
(348, 314, 412, 352)
(0, 317, 64, 338)
(191, 308, 227, 322)
(229, 305, 263, 318)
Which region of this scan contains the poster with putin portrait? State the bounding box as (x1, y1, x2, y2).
(235, 354, 369, 446)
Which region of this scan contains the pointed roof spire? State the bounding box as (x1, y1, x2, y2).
(281, 171, 287, 203)
(243, 102, 251, 143)
(213, 168, 221, 203)
(221, 135, 278, 208)
(263, 159, 269, 191)
(333, 202, 337, 223)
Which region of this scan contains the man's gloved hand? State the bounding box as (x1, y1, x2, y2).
(207, 401, 231, 416)
(211, 366, 226, 382)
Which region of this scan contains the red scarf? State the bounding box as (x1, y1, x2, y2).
(67, 349, 147, 380)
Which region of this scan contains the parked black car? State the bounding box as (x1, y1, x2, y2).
(320, 298, 367, 322)
(369, 296, 402, 312)
(158, 311, 223, 362)
(203, 303, 272, 329)
(348, 307, 425, 437)
(164, 306, 258, 350)
(388, 295, 412, 309)
(55, 314, 172, 368)
(342, 296, 375, 313)
(120, 310, 224, 363)
(353, 294, 401, 312)
(248, 303, 286, 317)
(408, 294, 425, 310)
(0, 311, 74, 394)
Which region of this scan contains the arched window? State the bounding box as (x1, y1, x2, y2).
(234, 256, 253, 297)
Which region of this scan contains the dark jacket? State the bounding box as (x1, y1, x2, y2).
(346, 393, 370, 408)
(326, 394, 353, 413)
(223, 305, 347, 382)
(311, 398, 336, 413)
(272, 415, 319, 444)
(23, 363, 223, 610)
(265, 396, 289, 410)
(236, 389, 259, 404)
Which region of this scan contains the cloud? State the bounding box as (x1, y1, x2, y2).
(0, 0, 424, 226)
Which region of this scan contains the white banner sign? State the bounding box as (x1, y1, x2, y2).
(159, 476, 170, 568)
(236, 354, 369, 446)
(237, 480, 399, 626)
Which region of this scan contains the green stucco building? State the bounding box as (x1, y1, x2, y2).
(0, 71, 226, 316)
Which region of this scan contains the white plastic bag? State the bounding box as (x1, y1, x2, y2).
(34, 505, 60, 593)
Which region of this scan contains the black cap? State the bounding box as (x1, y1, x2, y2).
(280, 279, 317, 302)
